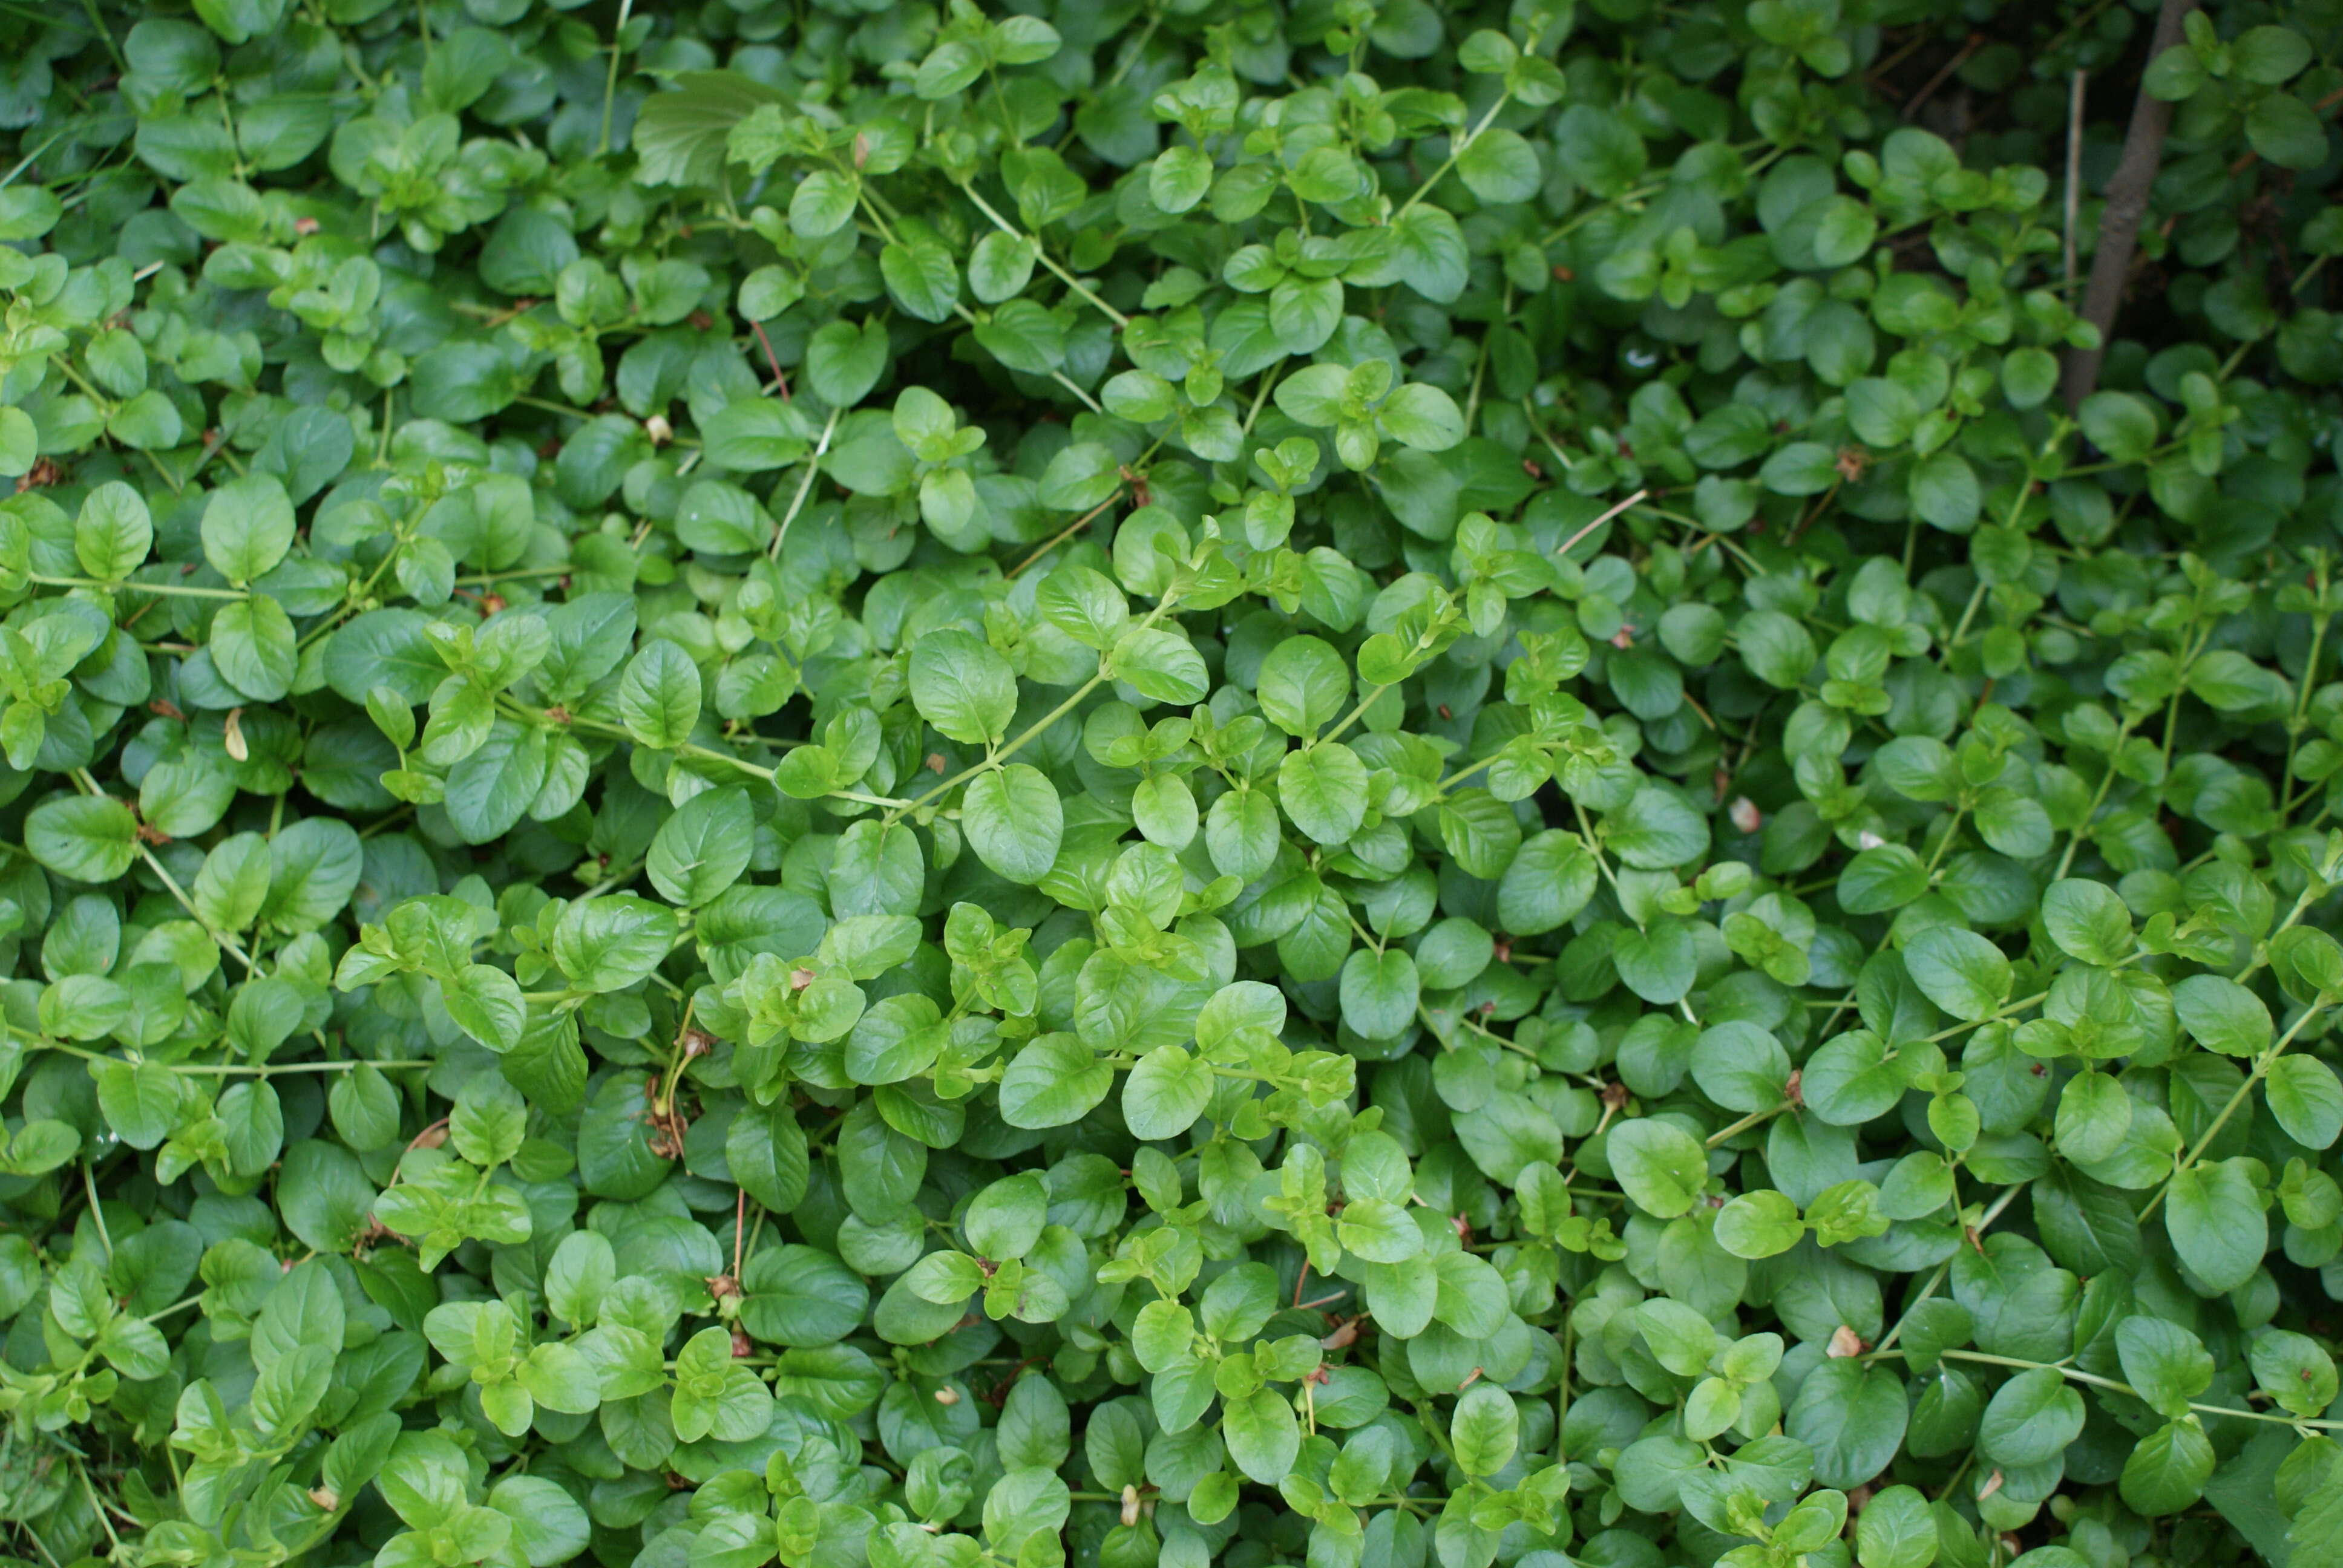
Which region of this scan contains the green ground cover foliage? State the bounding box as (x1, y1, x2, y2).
(0, 1, 2338, 1567)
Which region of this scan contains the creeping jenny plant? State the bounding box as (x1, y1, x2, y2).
(0, 1, 2338, 1567)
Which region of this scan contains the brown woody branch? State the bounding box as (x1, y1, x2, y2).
(2060, 0, 2201, 411)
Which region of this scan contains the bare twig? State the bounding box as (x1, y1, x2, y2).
(1863, 30, 1930, 85)
(768, 407, 841, 558)
(2061, 0, 2202, 410)
(2065, 71, 2088, 289)
(749, 317, 791, 400)
(1554, 488, 1648, 560)
(1903, 33, 1984, 121)
(1006, 491, 1124, 579)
